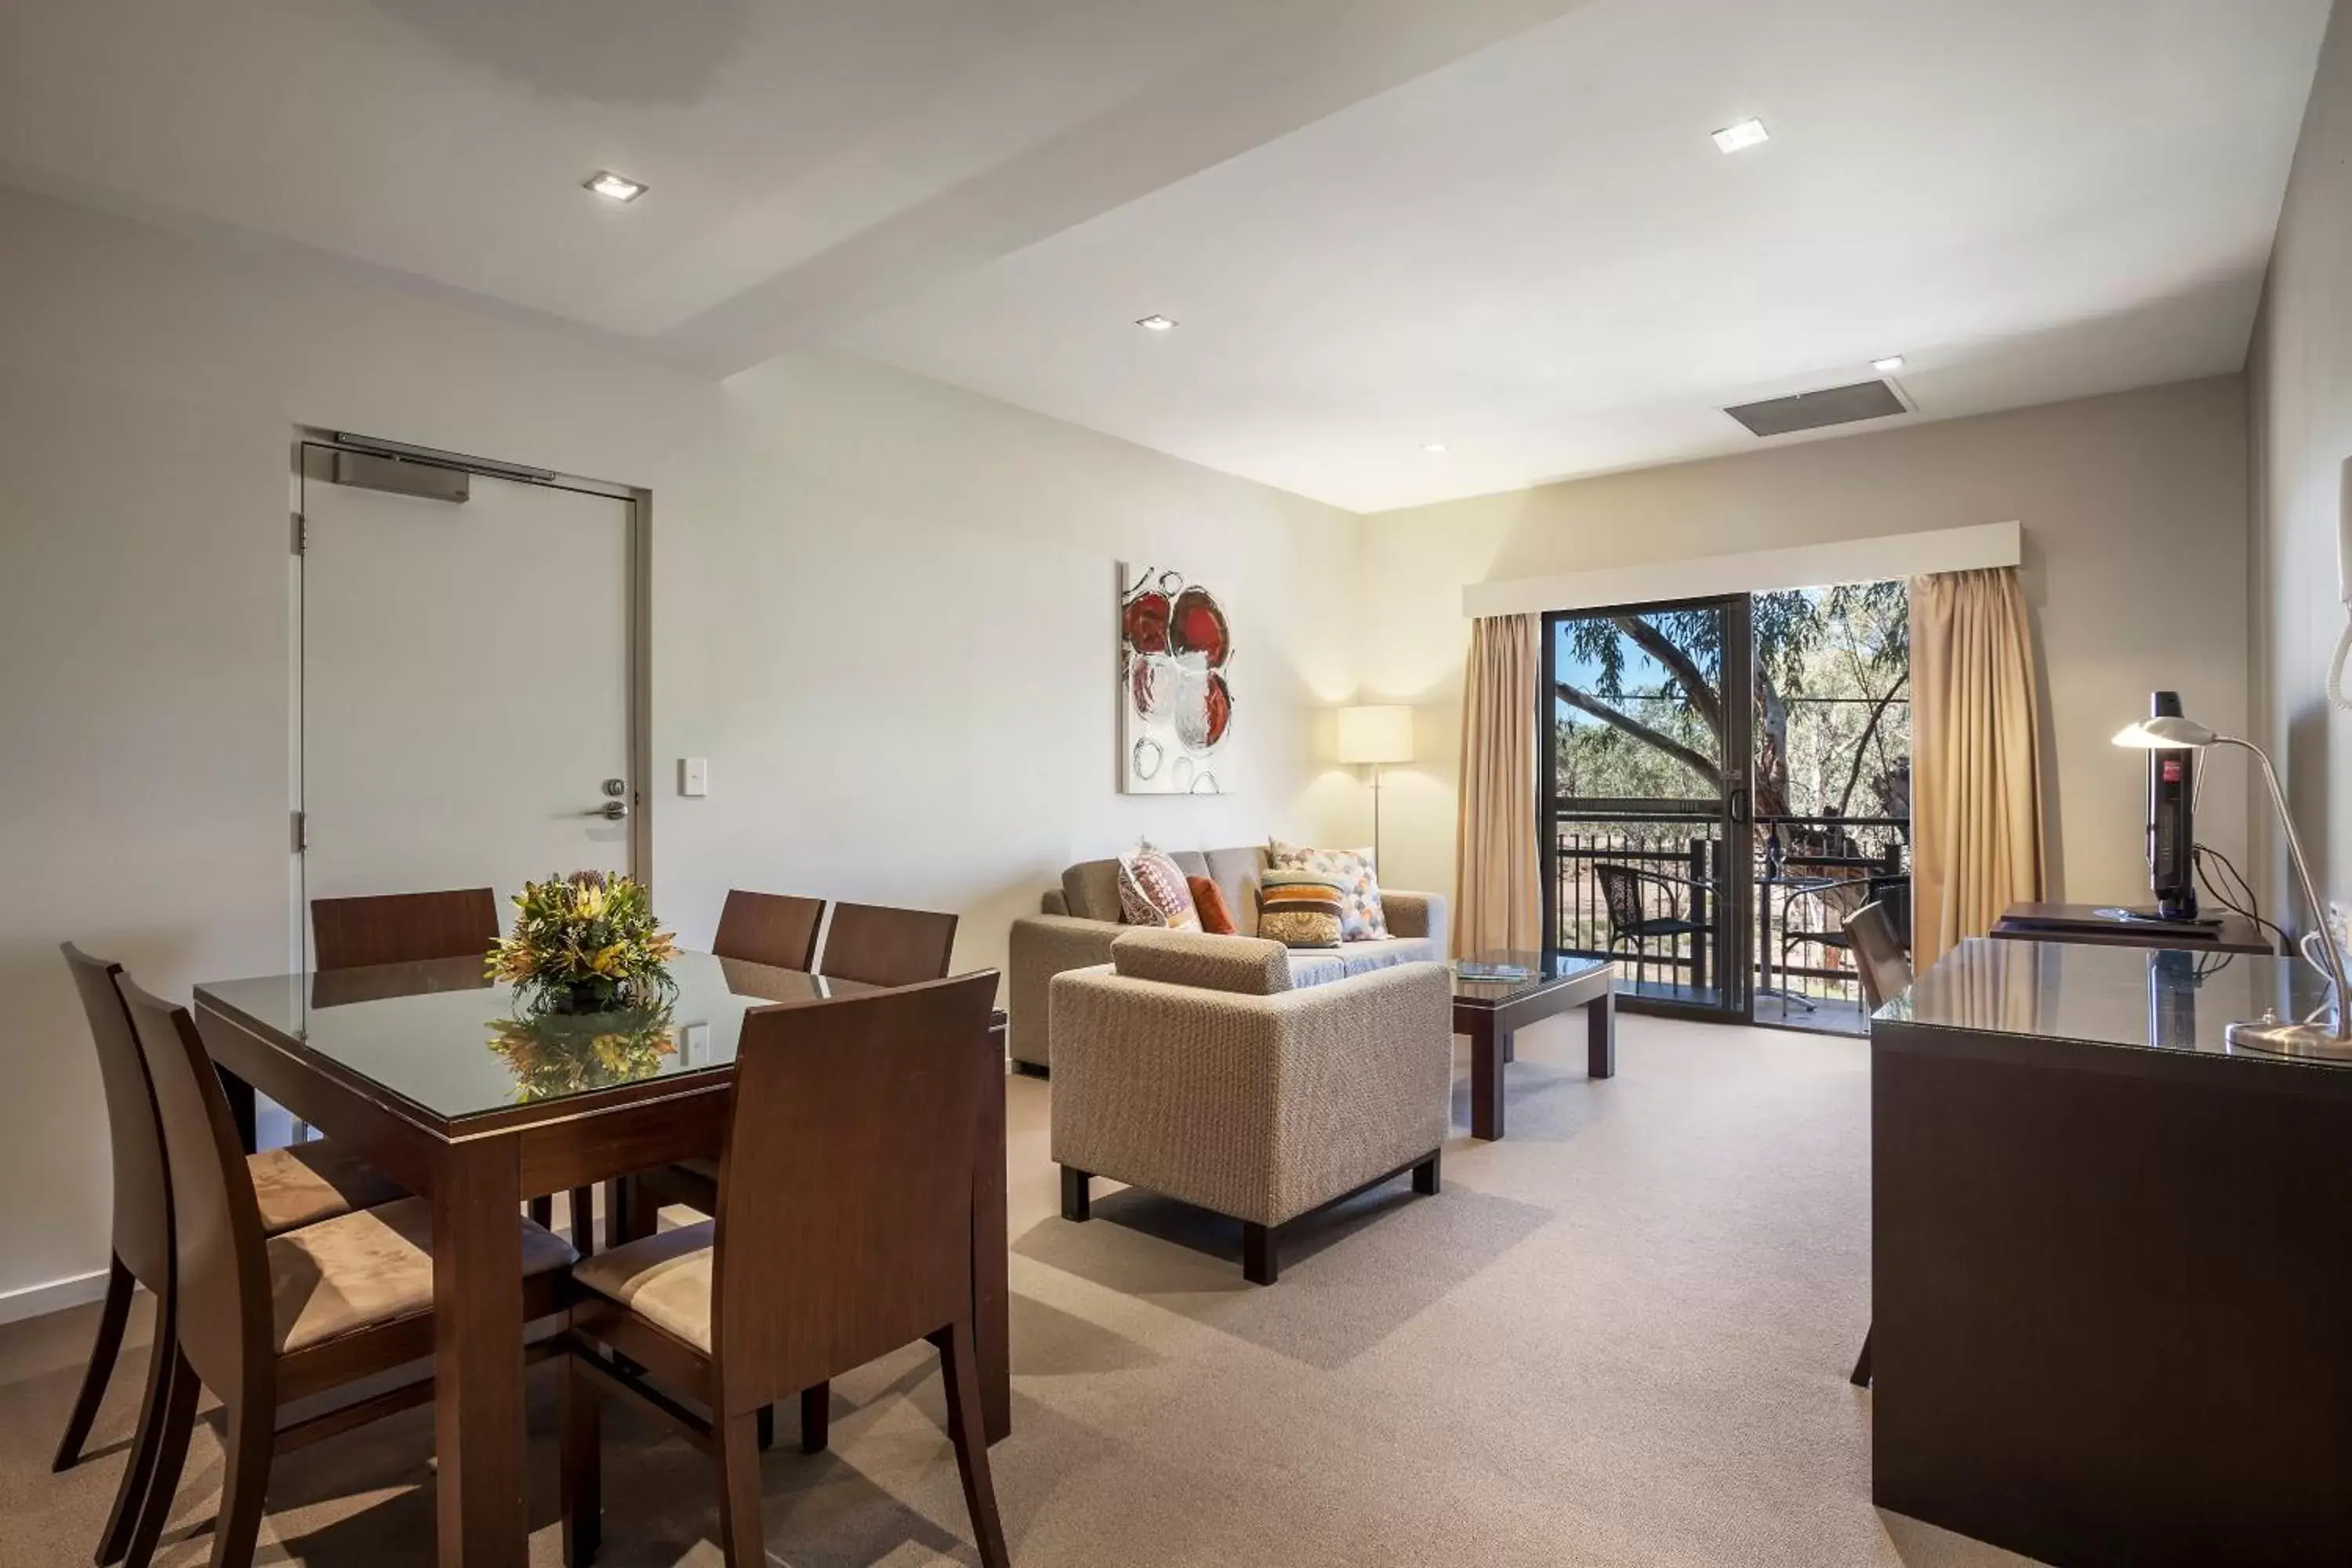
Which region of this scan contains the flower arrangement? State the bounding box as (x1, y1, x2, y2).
(487, 1004, 676, 1102)
(486, 870, 678, 1015)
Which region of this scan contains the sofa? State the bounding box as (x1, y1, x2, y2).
(1007, 844, 1448, 1070)
(1050, 927, 1453, 1283)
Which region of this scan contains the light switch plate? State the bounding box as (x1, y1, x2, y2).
(680, 1020, 711, 1065)
(680, 757, 709, 797)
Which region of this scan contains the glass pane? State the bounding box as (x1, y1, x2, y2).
(1548, 604, 1737, 1012)
(1751, 581, 1911, 1035)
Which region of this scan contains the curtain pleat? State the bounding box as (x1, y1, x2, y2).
(1908, 567, 2047, 968)
(1454, 614, 1540, 958)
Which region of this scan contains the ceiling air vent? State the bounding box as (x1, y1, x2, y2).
(1723, 379, 1907, 438)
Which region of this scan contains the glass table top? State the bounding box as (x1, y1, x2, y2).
(197, 951, 869, 1123)
(1884, 937, 2347, 1069)
(1452, 950, 1611, 1004)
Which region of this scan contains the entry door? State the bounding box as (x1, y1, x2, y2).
(1541, 595, 1754, 1021)
(299, 445, 633, 964)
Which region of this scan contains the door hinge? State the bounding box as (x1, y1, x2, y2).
(292, 512, 307, 555)
(292, 810, 308, 852)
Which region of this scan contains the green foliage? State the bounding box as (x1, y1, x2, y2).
(486, 869, 678, 1014)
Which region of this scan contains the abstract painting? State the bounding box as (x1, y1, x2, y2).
(1119, 562, 1233, 793)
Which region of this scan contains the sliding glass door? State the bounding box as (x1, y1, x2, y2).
(1541, 596, 1754, 1020)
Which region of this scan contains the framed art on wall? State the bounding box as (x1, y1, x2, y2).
(1118, 562, 1233, 793)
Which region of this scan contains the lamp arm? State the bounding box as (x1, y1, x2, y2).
(2216, 735, 2347, 1038)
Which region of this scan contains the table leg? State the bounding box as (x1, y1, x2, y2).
(1472, 1020, 1506, 1141)
(433, 1137, 528, 1566)
(1759, 880, 1775, 1012)
(219, 1066, 257, 1156)
(975, 1050, 1011, 1445)
(1587, 986, 1616, 1079)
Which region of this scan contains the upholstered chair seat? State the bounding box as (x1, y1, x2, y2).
(571, 1220, 720, 1352)
(247, 1142, 407, 1236)
(270, 1196, 575, 1355)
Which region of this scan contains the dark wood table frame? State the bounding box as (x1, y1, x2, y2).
(191, 961, 1009, 1568)
(1453, 965, 1615, 1139)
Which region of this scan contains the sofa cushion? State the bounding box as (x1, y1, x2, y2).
(1186, 876, 1239, 935)
(1286, 935, 1439, 989)
(1062, 858, 1125, 924)
(1200, 846, 1267, 937)
(1117, 844, 1200, 929)
(1258, 873, 1345, 949)
(1269, 838, 1388, 941)
(1111, 928, 1292, 995)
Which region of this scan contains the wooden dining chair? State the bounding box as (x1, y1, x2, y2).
(53, 945, 407, 1566)
(817, 901, 959, 989)
(1842, 898, 1915, 1391)
(309, 886, 499, 971)
(561, 973, 1008, 1568)
(712, 890, 827, 972)
(113, 975, 576, 1568)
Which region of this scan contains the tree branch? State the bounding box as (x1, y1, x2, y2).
(1613, 616, 1724, 742)
(1555, 682, 1724, 793)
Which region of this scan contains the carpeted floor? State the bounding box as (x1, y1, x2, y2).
(0, 1012, 2042, 1566)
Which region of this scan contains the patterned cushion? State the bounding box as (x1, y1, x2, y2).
(1258, 872, 1345, 949)
(1186, 876, 1238, 935)
(1268, 839, 1389, 941)
(1117, 843, 1200, 930)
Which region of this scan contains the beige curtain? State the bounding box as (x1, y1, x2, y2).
(1909, 567, 2047, 967)
(1454, 614, 1540, 958)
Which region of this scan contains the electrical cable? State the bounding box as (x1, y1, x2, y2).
(2191, 842, 2292, 956)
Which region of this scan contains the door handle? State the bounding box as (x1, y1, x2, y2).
(1729, 788, 1750, 825)
(585, 800, 628, 822)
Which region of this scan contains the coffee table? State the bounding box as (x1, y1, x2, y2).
(1453, 953, 1616, 1140)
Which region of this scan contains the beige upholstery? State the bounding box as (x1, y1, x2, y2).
(1049, 960, 1453, 1229)
(247, 1140, 406, 1236)
(1011, 843, 1450, 1069)
(571, 1220, 717, 1353)
(268, 1196, 574, 1355)
(1111, 928, 1292, 995)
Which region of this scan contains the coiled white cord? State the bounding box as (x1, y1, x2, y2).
(2329, 615, 2352, 712)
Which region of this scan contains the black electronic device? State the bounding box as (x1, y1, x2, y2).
(2147, 690, 2198, 920)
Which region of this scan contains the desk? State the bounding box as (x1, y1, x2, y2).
(194, 952, 1009, 1567)
(1991, 899, 2272, 954)
(1872, 938, 2352, 1566)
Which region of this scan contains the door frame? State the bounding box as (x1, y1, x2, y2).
(1537, 592, 1755, 1023)
(289, 429, 654, 956)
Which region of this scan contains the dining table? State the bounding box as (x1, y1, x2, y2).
(191, 949, 1010, 1567)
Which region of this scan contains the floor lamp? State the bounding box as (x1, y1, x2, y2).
(1338, 705, 1414, 872)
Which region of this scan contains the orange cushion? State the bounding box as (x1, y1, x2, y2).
(1186, 876, 1238, 935)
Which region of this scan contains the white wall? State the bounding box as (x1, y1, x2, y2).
(0, 186, 1360, 1311)
(2250, 0, 2352, 920)
(1356, 378, 2253, 914)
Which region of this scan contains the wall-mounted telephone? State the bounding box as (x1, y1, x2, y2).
(2328, 458, 2352, 711)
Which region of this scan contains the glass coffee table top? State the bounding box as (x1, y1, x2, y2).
(1452, 950, 1612, 1007)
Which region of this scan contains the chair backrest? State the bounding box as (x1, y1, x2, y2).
(1593, 864, 1658, 935)
(115, 975, 272, 1397)
(311, 887, 499, 971)
(712, 890, 826, 972)
(1846, 900, 1915, 1012)
(818, 902, 959, 989)
(1866, 874, 1914, 951)
(61, 945, 172, 1290)
(710, 971, 998, 1414)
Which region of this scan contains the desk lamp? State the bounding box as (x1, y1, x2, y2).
(2112, 713, 2349, 1058)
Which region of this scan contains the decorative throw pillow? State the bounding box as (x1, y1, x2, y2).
(1258, 871, 1345, 949)
(1267, 839, 1388, 941)
(1116, 843, 1200, 930)
(1186, 875, 1238, 936)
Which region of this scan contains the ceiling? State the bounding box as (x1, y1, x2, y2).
(0, 0, 2328, 512)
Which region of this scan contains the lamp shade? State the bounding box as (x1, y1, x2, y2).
(1338, 704, 1414, 764)
(2112, 714, 2219, 750)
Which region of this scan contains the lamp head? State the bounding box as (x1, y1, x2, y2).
(2112, 714, 2219, 750)
(1337, 705, 1414, 765)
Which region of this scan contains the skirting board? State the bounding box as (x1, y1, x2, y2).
(0, 1266, 109, 1327)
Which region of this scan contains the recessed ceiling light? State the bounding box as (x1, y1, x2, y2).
(1711, 118, 1770, 154)
(1872, 355, 1907, 374)
(1421, 443, 1449, 454)
(1135, 314, 1178, 332)
(585, 170, 647, 203)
